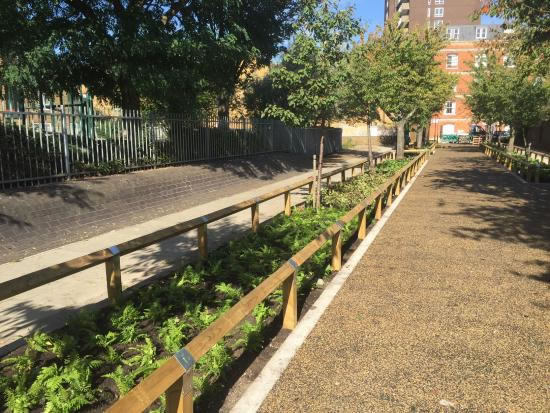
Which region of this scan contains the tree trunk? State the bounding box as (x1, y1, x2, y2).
(416, 126, 424, 149)
(396, 120, 406, 159)
(367, 120, 373, 169)
(217, 93, 230, 122)
(507, 127, 515, 152)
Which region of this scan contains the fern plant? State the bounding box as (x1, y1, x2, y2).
(111, 303, 143, 344)
(158, 317, 187, 354)
(26, 332, 74, 359)
(28, 356, 100, 412)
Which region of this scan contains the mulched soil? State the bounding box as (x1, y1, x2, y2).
(259, 146, 550, 413)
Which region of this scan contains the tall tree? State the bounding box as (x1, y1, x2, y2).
(467, 54, 550, 150)
(365, 19, 451, 159)
(338, 37, 380, 165)
(411, 68, 457, 148)
(263, 0, 360, 127)
(0, 1, 300, 114)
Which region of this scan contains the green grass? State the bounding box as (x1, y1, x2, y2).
(0, 159, 410, 413)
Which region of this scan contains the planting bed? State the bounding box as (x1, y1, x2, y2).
(0, 159, 411, 413)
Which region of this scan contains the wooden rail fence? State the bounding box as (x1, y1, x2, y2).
(493, 142, 550, 165)
(481, 143, 545, 183)
(104, 149, 431, 413)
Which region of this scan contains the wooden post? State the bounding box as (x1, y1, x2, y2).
(251, 203, 259, 232)
(351, 166, 355, 176)
(360, 163, 365, 174)
(395, 176, 401, 195)
(198, 224, 207, 260)
(326, 176, 331, 186)
(331, 230, 342, 271)
(315, 136, 324, 210)
(358, 208, 367, 240)
(282, 271, 297, 330)
(341, 170, 345, 182)
(165, 371, 193, 413)
(387, 184, 393, 206)
(284, 191, 291, 216)
(105, 250, 122, 303)
(308, 181, 314, 195)
(375, 194, 383, 219)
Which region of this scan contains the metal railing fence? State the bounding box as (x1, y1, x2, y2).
(0, 110, 341, 189)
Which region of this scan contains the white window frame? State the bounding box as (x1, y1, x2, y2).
(427, 8, 431, 18)
(435, 0, 444, 4)
(444, 101, 456, 115)
(447, 28, 459, 40)
(434, 7, 444, 17)
(434, 20, 443, 28)
(446, 54, 458, 68)
(476, 27, 488, 39)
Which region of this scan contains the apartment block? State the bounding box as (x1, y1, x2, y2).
(385, 0, 481, 30)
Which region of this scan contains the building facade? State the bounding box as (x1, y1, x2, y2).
(385, 0, 482, 30)
(430, 24, 501, 139)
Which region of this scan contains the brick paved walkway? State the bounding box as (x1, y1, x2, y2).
(257, 146, 550, 412)
(0, 153, 331, 264)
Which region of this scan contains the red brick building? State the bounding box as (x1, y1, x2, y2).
(429, 24, 502, 139)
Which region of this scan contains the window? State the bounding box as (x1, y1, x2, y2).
(444, 101, 456, 115)
(427, 8, 430, 18)
(434, 7, 444, 17)
(446, 54, 458, 68)
(435, 0, 444, 4)
(434, 20, 443, 28)
(476, 27, 488, 39)
(447, 28, 459, 40)
(474, 54, 488, 68)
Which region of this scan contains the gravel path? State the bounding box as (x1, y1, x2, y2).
(259, 146, 550, 413)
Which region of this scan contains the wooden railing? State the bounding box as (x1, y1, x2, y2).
(0, 151, 396, 302)
(105, 149, 431, 413)
(493, 142, 550, 165)
(481, 143, 546, 183)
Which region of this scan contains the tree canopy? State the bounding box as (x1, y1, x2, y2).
(364, 19, 454, 158)
(482, 0, 550, 76)
(260, 0, 360, 127)
(0, 1, 300, 115)
(467, 53, 550, 148)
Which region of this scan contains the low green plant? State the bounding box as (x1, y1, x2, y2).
(28, 356, 100, 413)
(158, 317, 187, 354)
(111, 303, 143, 344)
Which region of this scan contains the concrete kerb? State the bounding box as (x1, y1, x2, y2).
(229, 154, 431, 413)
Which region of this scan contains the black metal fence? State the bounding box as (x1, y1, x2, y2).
(0, 110, 341, 189)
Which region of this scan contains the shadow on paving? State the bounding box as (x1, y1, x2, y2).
(425, 146, 550, 284)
